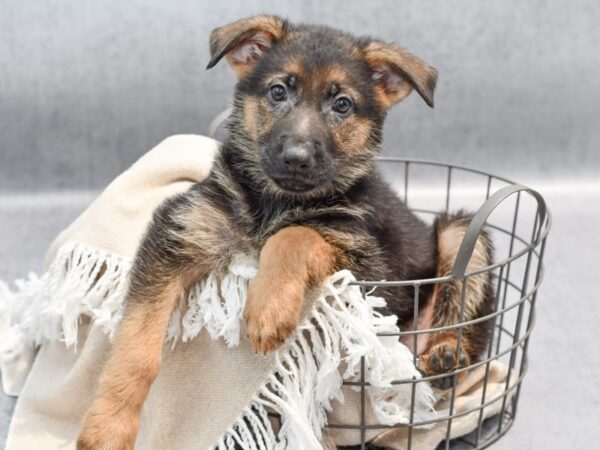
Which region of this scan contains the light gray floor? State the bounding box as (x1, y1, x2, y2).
(1, 186, 599, 449)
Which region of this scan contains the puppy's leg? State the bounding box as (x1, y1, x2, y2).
(77, 260, 198, 450)
(418, 215, 494, 389)
(245, 226, 337, 354)
(77, 195, 220, 449)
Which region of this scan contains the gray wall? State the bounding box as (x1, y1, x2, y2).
(1, 0, 599, 192)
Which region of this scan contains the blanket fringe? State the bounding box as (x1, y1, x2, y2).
(0, 243, 131, 360)
(0, 242, 435, 449)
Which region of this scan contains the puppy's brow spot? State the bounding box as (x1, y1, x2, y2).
(323, 66, 350, 85)
(282, 60, 304, 78)
(265, 73, 290, 87)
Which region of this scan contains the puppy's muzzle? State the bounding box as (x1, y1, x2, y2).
(269, 137, 323, 192)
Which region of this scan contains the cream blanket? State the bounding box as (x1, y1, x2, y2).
(0, 135, 514, 449)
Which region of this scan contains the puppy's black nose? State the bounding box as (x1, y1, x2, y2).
(281, 144, 315, 173)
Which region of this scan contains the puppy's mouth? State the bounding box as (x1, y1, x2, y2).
(270, 175, 320, 193)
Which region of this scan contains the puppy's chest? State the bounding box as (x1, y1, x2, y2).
(219, 201, 344, 252)
(183, 183, 371, 270)
(180, 201, 298, 263)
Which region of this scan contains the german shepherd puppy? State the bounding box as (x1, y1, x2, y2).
(77, 16, 493, 449)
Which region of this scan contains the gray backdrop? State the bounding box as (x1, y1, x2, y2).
(1, 1, 599, 449)
(1, 0, 599, 191)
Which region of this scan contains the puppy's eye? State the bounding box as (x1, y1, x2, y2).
(333, 96, 353, 114)
(269, 84, 287, 102)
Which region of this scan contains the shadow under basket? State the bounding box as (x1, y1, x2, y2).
(332, 158, 551, 450)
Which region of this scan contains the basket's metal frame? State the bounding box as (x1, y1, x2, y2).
(328, 157, 551, 450)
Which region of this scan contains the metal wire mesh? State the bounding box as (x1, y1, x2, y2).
(328, 158, 551, 450)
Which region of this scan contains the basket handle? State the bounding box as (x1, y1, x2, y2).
(451, 184, 547, 278)
(208, 107, 233, 138)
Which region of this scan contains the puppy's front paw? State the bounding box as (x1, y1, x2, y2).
(77, 400, 139, 450)
(419, 341, 470, 390)
(244, 278, 304, 354)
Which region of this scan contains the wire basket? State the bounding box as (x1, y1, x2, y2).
(330, 158, 551, 450)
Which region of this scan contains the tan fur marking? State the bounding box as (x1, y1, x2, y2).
(322, 66, 350, 85)
(77, 279, 186, 450)
(417, 219, 491, 387)
(263, 73, 290, 87)
(421, 332, 474, 363)
(255, 98, 277, 141)
(332, 116, 375, 156)
(282, 60, 304, 77)
(435, 222, 489, 324)
(226, 58, 252, 77)
(243, 97, 259, 139)
(307, 65, 361, 101)
(244, 226, 337, 354)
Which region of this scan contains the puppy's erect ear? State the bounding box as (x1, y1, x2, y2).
(361, 40, 438, 108)
(206, 15, 287, 77)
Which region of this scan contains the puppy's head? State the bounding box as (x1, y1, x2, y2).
(208, 16, 437, 197)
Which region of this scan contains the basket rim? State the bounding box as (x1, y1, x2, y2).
(377, 156, 517, 186)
